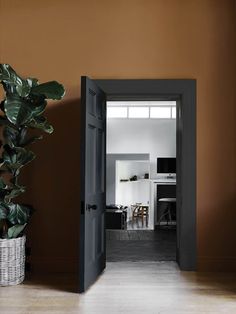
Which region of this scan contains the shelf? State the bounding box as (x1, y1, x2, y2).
(120, 179, 151, 183)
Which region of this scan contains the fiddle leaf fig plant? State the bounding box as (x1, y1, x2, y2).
(0, 64, 65, 239)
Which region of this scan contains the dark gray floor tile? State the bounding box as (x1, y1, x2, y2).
(106, 229, 176, 262)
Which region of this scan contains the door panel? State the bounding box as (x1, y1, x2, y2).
(79, 76, 106, 293)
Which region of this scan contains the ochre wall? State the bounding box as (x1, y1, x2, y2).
(0, 0, 235, 272)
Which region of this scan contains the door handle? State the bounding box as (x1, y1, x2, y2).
(87, 204, 97, 210)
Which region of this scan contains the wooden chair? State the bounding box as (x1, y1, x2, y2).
(131, 204, 149, 226)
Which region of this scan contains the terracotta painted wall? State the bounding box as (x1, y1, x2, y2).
(0, 0, 235, 272)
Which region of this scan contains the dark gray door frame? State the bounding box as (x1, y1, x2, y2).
(95, 79, 197, 270)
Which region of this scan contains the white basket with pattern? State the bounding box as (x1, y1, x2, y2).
(0, 235, 26, 286)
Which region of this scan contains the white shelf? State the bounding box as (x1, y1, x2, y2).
(120, 179, 151, 183)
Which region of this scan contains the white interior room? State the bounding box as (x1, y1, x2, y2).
(106, 101, 176, 231)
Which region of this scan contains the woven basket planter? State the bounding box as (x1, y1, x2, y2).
(0, 235, 26, 286)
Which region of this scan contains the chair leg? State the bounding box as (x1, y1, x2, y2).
(132, 206, 136, 223)
(140, 211, 143, 226)
(157, 203, 169, 225)
(169, 203, 173, 225)
(167, 209, 172, 225)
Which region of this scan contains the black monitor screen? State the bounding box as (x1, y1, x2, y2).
(157, 158, 176, 173)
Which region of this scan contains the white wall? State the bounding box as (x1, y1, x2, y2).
(116, 160, 150, 205)
(107, 119, 176, 179)
(106, 153, 149, 204)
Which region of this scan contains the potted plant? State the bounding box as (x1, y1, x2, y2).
(0, 64, 65, 286)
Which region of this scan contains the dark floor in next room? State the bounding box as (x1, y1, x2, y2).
(106, 229, 176, 262)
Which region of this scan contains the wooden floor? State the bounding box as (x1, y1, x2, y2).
(0, 262, 236, 313)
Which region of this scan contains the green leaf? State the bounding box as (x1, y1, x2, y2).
(18, 127, 28, 146)
(0, 116, 18, 129)
(27, 78, 38, 88)
(15, 147, 36, 166)
(15, 79, 31, 97)
(31, 81, 65, 100)
(0, 179, 10, 201)
(4, 185, 26, 203)
(0, 177, 7, 189)
(2, 145, 36, 170)
(0, 64, 30, 97)
(7, 223, 26, 239)
(29, 97, 47, 117)
(3, 126, 19, 147)
(0, 178, 25, 204)
(4, 94, 33, 125)
(31, 102, 47, 117)
(0, 64, 21, 83)
(0, 202, 8, 219)
(7, 203, 30, 224)
(2, 144, 17, 167)
(27, 116, 54, 134)
(28, 94, 47, 117)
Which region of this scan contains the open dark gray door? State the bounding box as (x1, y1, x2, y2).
(79, 76, 106, 293)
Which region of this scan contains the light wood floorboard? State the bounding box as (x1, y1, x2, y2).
(0, 262, 236, 313)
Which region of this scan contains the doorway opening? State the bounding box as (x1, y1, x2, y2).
(106, 100, 177, 262)
(79, 78, 196, 292)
